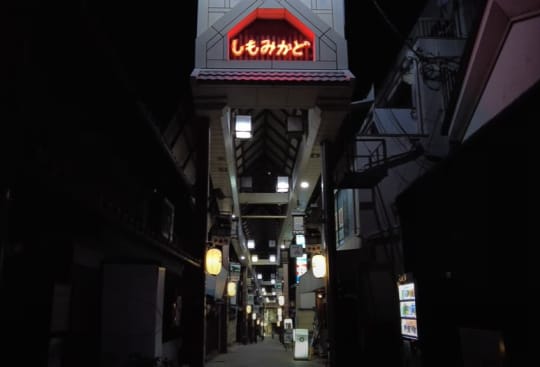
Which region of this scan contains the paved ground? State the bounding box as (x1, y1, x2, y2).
(205, 337, 328, 367)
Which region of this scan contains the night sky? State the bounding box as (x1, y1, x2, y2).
(10, 0, 426, 120)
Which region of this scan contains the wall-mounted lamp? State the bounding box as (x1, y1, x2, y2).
(227, 281, 237, 297)
(246, 304, 252, 314)
(251, 254, 258, 263)
(278, 295, 285, 306)
(312, 254, 327, 278)
(247, 239, 255, 249)
(205, 247, 222, 275)
(235, 115, 252, 139)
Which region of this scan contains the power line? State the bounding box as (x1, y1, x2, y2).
(369, 0, 425, 61)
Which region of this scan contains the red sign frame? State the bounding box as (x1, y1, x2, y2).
(227, 8, 315, 61)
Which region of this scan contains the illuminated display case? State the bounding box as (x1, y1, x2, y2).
(398, 278, 418, 339)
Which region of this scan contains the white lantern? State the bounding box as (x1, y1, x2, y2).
(227, 281, 237, 297)
(205, 248, 222, 275)
(246, 304, 252, 314)
(278, 295, 285, 306)
(312, 254, 327, 278)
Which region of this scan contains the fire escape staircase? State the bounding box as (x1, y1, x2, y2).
(334, 138, 424, 189)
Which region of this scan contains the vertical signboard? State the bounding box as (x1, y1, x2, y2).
(398, 274, 418, 339)
(293, 328, 310, 359)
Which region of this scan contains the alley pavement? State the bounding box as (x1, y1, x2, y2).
(205, 337, 327, 367)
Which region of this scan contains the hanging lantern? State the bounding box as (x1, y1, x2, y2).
(227, 281, 237, 297)
(246, 304, 252, 314)
(278, 295, 285, 306)
(205, 247, 222, 275)
(312, 254, 327, 278)
(252, 312, 257, 320)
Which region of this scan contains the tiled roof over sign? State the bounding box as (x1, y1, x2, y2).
(192, 69, 354, 83)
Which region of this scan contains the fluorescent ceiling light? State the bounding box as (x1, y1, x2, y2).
(235, 131, 252, 139)
(235, 115, 252, 139)
(276, 176, 289, 193)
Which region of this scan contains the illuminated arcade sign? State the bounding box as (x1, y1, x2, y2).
(228, 9, 314, 61)
(231, 39, 311, 58)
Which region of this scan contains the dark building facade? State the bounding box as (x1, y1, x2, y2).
(2, 1, 534, 366)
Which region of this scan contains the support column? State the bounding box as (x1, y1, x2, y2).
(321, 140, 338, 367)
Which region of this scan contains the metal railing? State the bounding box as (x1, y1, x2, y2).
(411, 17, 457, 39)
(348, 138, 388, 173)
(334, 138, 388, 187)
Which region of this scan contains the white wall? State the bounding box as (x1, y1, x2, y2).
(465, 15, 540, 140)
